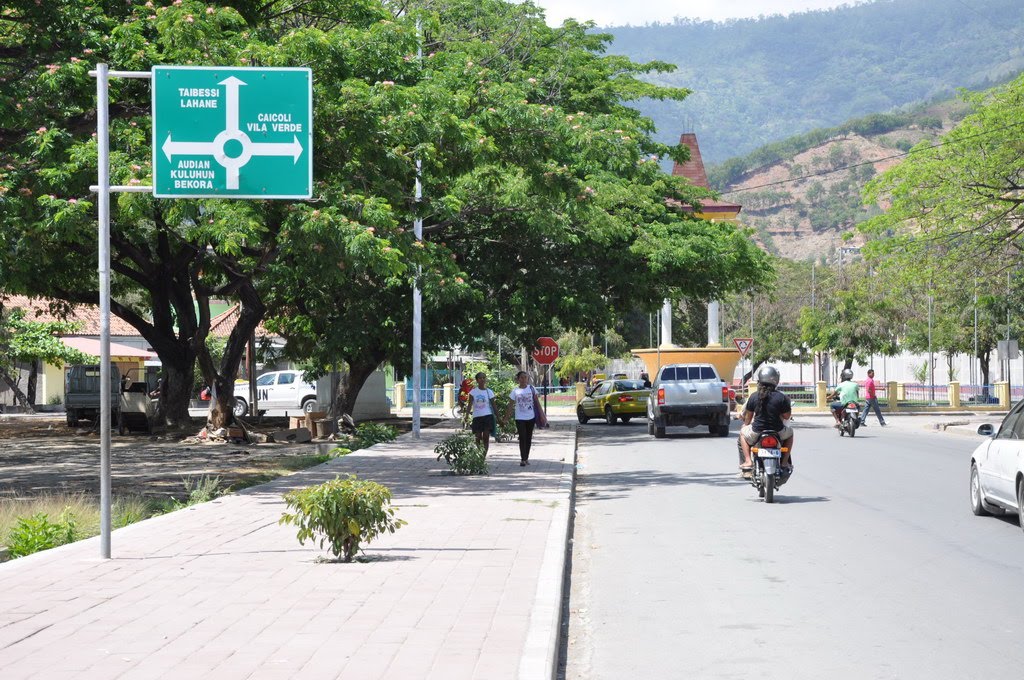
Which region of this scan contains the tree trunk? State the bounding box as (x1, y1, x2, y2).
(337, 353, 386, 418)
(743, 359, 764, 384)
(158, 355, 195, 429)
(980, 350, 991, 398)
(0, 367, 31, 409)
(199, 289, 265, 430)
(843, 356, 854, 371)
(26, 361, 38, 406)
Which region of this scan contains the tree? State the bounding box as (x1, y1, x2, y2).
(862, 73, 1024, 278)
(796, 261, 900, 369)
(0, 0, 771, 429)
(261, 0, 774, 412)
(0, 307, 90, 408)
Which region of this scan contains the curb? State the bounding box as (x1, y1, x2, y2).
(518, 425, 578, 680)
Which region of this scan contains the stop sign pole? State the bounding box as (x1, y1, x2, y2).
(532, 337, 559, 413)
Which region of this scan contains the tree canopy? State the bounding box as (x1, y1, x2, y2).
(0, 0, 771, 425)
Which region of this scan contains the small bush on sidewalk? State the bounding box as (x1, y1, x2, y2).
(279, 475, 406, 562)
(435, 431, 489, 475)
(354, 422, 398, 448)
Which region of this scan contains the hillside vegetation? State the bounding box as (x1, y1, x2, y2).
(607, 0, 1024, 164)
(713, 98, 970, 261)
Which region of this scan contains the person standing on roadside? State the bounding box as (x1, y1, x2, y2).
(507, 371, 537, 466)
(467, 372, 496, 455)
(860, 368, 887, 427)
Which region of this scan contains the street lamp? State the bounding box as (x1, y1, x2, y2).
(793, 348, 803, 386)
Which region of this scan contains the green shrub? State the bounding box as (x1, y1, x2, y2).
(158, 475, 222, 513)
(280, 475, 406, 562)
(6, 509, 77, 558)
(354, 422, 398, 448)
(435, 431, 489, 475)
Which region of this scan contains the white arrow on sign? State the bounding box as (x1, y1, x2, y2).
(161, 135, 216, 161)
(251, 136, 303, 163)
(161, 76, 304, 190)
(220, 75, 244, 134)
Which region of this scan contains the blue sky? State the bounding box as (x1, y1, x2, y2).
(532, 0, 857, 26)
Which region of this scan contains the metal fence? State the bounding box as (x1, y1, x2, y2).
(777, 384, 817, 406)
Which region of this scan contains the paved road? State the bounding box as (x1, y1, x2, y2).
(564, 416, 1024, 680)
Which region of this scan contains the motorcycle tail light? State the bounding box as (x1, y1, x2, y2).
(618, 396, 633, 402)
(657, 388, 665, 405)
(760, 435, 779, 448)
(847, 402, 858, 409)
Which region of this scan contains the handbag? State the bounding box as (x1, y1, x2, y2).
(531, 386, 549, 429)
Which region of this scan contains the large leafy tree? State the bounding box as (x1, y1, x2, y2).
(1, 0, 769, 428)
(862, 73, 1024, 276)
(258, 0, 774, 413)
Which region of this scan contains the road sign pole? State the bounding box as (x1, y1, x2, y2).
(96, 63, 112, 560)
(89, 65, 152, 560)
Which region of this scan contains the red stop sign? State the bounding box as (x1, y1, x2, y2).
(532, 337, 559, 365)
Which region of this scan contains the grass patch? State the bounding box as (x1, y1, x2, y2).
(1, 493, 155, 554)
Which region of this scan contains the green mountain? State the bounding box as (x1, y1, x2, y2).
(606, 0, 1024, 164)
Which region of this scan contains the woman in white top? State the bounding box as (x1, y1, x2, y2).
(507, 371, 538, 466)
(467, 372, 496, 455)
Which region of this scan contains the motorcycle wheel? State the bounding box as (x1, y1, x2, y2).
(758, 482, 765, 498)
(765, 477, 775, 503)
(849, 422, 856, 437)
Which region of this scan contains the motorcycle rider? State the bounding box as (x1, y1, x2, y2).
(830, 368, 860, 428)
(739, 365, 794, 474)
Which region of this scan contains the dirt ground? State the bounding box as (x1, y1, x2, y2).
(0, 414, 437, 500)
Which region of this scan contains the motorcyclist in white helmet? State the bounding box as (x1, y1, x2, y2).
(740, 365, 794, 474)
(829, 368, 860, 428)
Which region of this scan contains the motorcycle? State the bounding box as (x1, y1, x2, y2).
(838, 401, 861, 437)
(737, 430, 792, 503)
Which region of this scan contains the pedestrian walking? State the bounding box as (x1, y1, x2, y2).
(467, 372, 496, 455)
(506, 371, 547, 466)
(860, 368, 887, 426)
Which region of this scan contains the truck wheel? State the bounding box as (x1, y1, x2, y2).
(302, 397, 317, 414)
(654, 420, 666, 439)
(67, 410, 79, 427)
(233, 398, 248, 418)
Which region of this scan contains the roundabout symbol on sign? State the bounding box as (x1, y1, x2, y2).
(160, 76, 303, 190)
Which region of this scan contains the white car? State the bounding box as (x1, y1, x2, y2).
(233, 370, 318, 417)
(970, 405, 1024, 530)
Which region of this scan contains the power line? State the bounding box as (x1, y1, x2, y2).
(720, 119, 1024, 196)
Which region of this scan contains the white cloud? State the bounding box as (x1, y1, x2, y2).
(531, 0, 856, 27)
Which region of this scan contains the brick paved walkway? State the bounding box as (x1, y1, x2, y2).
(0, 423, 575, 680)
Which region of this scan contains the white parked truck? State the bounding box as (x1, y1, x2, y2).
(646, 363, 732, 438)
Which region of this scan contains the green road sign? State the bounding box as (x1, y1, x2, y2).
(151, 66, 312, 199)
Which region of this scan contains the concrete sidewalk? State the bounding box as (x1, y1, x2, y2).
(0, 423, 576, 680)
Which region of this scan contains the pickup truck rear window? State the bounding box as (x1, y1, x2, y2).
(660, 366, 717, 381)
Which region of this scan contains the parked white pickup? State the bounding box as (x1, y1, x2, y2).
(232, 370, 317, 417)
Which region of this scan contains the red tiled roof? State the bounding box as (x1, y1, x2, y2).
(209, 304, 275, 339)
(1, 294, 140, 336)
(670, 133, 742, 214)
(672, 133, 711, 188)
